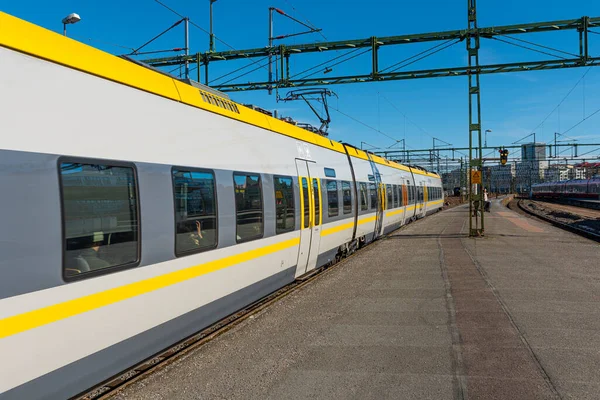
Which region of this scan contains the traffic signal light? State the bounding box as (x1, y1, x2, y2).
(499, 149, 509, 165)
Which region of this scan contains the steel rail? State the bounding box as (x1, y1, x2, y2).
(515, 199, 600, 242)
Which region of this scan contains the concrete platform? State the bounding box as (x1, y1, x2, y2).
(113, 200, 600, 400)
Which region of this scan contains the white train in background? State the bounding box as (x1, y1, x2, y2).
(0, 12, 443, 399)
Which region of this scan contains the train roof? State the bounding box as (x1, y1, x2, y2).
(0, 12, 439, 179)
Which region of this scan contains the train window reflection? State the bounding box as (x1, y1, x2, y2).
(327, 180, 339, 217)
(359, 182, 368, 211)
(60, 161, 139, 279)
(369, 182, 377, 210)
(173, 169, 217, 255)
(274, 175, 295, 234)
(234, 173, 264, 242)
(302, 178, 310, 228)
(342, 181, 352, 214)
(386, 184, 393, 210)
(313, 178, 321, 225)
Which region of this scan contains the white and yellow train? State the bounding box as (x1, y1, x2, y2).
(0, 12, 443, 399)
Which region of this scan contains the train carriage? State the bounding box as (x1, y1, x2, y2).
(532, 178, 600, 201)
(0, 12, 443, 399)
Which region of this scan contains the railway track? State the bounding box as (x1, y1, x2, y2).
(512, 199, 600, 243)
(530, 197, 600, 211)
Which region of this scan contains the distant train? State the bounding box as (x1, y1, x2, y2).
(531, 177, 600, 200)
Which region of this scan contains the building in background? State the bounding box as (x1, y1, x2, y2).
(487, 163, 515, 193)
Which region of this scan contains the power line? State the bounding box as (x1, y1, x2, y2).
(388, 39, 461, 73)
(152, 0, 269, 76)
(490, 36, 568, 59)
(219, 59, 273, 86)
(72, 35, 135, 52)
(528, 67, 593, 137)
(282, 0, 328, 41)
(561, 105, 600, 135)
(294, 48, 372, 81)
(380, 38, 460, 74)
(288, 47, 363, 80)
(379, 94, 433, 139)
(495, 34, 579, 58)
(211, 56, 271, 83)
(322, 101, 400, 143)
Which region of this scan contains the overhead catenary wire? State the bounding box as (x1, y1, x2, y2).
(130, 18, 184, 55)
(489, 37, 568, 60)
(292, 48, 372, 81)
(495, 33, 579, 58)
(217, 59, 274, 86)
(211, 56, 272, 83)
(282, 0, 328, 41)
(561, 106, 600, 135)
(379, 38, 461, 74)
(528, 67, 593, 137)
(72, 36, 135, 52)
(387, 39, 462, 74)
(285, 47, 364, 80)
(152, 0, 270, 76)
(379, 94, 434, 140)
(319, 100, 401, 143)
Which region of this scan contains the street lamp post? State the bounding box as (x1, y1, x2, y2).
(485, 129, 492, 148)
(62, 13, 81, 36)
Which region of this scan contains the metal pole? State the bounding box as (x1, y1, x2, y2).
(268, 7, 274, 95)
(204, 57, 209, 85)
(584, 16, 589, 61)
(184, 17, 190, 80)
(197, 53, 201, 82)
(467, 0, 484, 235)
(209, 0, 216, 52)
(63, 23, 67, 36)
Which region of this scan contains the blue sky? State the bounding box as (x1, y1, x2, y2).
(4, 0, 600, 155)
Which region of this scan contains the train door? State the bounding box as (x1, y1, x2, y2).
(295, 159, 322, 277)
(366, 154, 384, 240)
(379, 183, 388, 235)
(423, 185, 428, 214)
(402, 184, 409, 224)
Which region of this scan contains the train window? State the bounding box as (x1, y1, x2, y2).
(359, 182, 368, 211)
(60, 161, 139, 279)
(393, 185, 399, 208)
(301, 177, 310, 228)
(342, 181, 352, 214)
(274, 176, 295, 234)
(234, 173, 264, 242)
(172, 169, 217, 255)
(324, 168, 336, 178)
(326, 180, 339, 217)
(386, 184, 393, 210)
(369, 182, 377, 210)
(313, 178, 321, 225)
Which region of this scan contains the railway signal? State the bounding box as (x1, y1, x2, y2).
(500, 149, 509, 165)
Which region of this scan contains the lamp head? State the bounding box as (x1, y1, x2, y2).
(62, 13, 81, 25)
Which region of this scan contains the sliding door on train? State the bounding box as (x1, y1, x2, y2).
(295, 159, 323, 277)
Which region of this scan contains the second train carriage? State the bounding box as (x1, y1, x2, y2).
(0, 12, 443, 400)
(531, 178, 600, 201)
